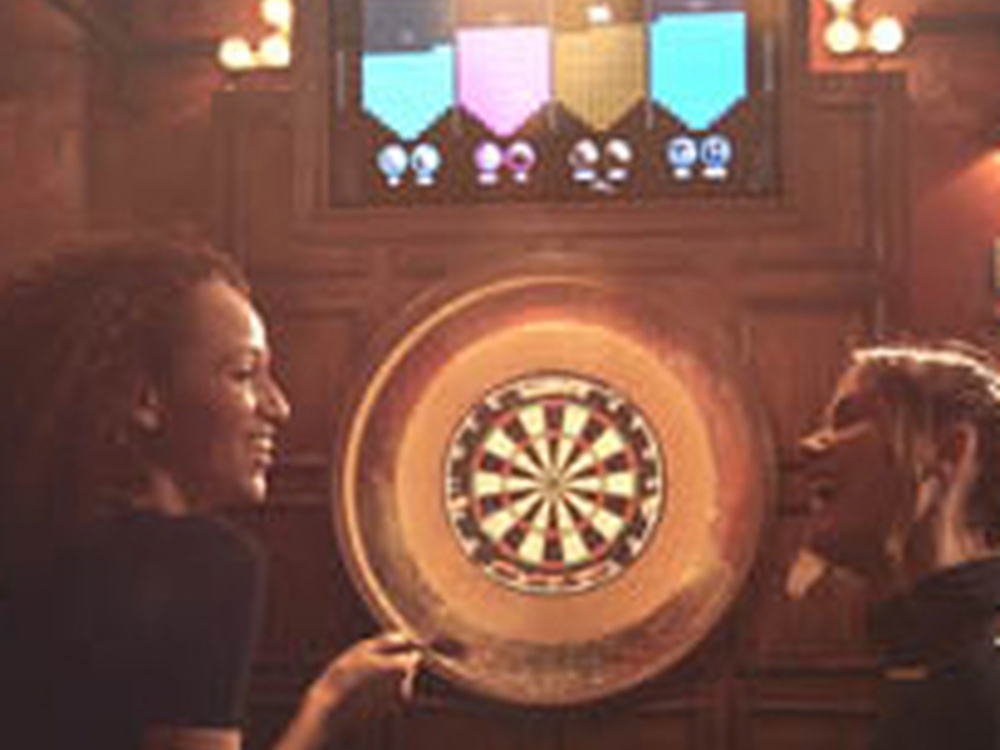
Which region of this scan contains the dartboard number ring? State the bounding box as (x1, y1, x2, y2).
(444, 373, 665, 595)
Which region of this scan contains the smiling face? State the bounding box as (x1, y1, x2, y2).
(152, 279, 290, 510)
(797, 365, 918, 576)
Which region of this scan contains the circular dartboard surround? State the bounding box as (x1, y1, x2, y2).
(445, 372, 664, 596)
(336, 274, 773, 706)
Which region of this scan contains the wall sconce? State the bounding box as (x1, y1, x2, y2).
(822, 0, 906, 57)
(218, 0, 294, 73)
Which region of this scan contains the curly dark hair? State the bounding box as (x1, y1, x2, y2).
(0, 237, 248, 573)
(851, 340, 1000, 543)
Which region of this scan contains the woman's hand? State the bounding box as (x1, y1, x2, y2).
(309, 631, 423, 713)
(272, 631, 422, 750)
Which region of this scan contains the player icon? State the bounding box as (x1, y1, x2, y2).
(410, 142, 443, 187)
(474, 141, 504, 186)
(375, 142, 409, 188)
(666, 136, 698, 181)
(700, 134, 733, 181)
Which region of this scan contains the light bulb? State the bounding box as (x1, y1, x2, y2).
(257, 32, 292, 68)
(867, 15, 906, 55)
(261, 0, 294, 34)
(218, 36, 256, 71)
(826, 0, 858, 13)
(824, 17, 862, 55)
(586, 4, 613, 24)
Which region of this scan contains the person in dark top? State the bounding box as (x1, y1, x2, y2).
(0, 239, 421, 750)
(793, 341, 1000, 750)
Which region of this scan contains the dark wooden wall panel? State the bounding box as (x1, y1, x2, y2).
(799, 93, 876, 253)
(391, 706, 559, 750)
(268, 310, 363, 459)
(736, 672, 877, 750)
(740, 712, 873, 750)
(564, 708, 707, 750)
(738, 517, 871, 669)
(212, 89, 294, 268)
(740, 300, 871, 455)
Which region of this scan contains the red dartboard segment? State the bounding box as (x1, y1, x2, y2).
(445, 372, 663, 595)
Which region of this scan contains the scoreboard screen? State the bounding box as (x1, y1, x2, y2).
(328, 0, 779, 206)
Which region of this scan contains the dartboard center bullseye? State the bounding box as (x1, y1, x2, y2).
(444, 372, 665, 595)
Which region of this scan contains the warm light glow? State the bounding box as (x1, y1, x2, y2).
(261, 0, 293, 34)
(867, 15, 906, 55)
(216, 0, 294, 74)
(825, 0, 858, 13)
(257, 32, 292, 68)
(218, 36, 256, 71)
(587, 3, 613, 24)
(824, 17, 862, 55)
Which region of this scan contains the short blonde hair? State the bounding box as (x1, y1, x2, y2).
(851, 340, 1000, 540)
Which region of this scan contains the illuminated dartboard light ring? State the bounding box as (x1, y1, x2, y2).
(336, 274, 775, 706)
(445, 373, 664, 595)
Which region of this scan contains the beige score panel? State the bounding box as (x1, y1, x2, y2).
(335, 273, 774, 705)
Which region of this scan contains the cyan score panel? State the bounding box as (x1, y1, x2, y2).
(362, 46, 456, 141)
(649, 11, 747, 131)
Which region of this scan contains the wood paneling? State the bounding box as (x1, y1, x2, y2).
(740, 299, 871, 462)
(391, 705, 559, 750)
(738, 517, 873, 669)
(211, 89, 293, 267)
(267, 309, 363, 459)
(563, 707, 707, 750)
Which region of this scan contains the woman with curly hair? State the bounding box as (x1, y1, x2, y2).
(795, 341, 1000, 750)
(0, 239, 420, 750)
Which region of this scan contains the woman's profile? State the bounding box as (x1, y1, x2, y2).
(0, 238, 420, 750)
(794, 341, 1000, 750)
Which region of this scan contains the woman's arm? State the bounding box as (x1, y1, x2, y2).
(141, 633, 420, 750)
(272, 632, 422, 750)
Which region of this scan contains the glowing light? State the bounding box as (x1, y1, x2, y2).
(867, 15, 905, 55)
(587, 4, 613, 25)
(261, 0, 293, 33)
(217, 0, 294, 73)
(257, 32, 292, 68)
(218, 36, 256, 71)
(824, 17, 862, 55)
(826, 0, 858, 13)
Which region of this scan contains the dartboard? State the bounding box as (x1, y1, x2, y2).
(336, 274, 773, 706)
(445, 373, 663, 595)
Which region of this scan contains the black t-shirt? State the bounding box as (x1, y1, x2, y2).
(0, 511, 265, 750)
(868, 558, 1000, 750)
